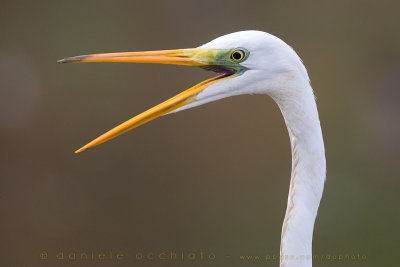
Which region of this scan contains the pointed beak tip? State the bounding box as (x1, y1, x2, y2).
(74, 148, 85, 154)
(57, 55, 88, 64)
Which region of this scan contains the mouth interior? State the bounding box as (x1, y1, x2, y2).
(201, 65, 237, 76)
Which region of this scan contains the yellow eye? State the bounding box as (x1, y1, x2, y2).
(230, 49, 245, 62)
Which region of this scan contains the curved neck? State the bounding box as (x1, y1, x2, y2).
(272, 79, 326, 267)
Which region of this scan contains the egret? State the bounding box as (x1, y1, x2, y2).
(59, 30, 326, 267)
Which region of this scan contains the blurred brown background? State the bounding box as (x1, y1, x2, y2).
(1, 0, 399, 266)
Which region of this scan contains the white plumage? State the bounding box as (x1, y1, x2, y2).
(174, 31, 326, 267)
(60, 30, 326, 267)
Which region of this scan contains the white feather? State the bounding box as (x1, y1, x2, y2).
(170, 30, 326, 267)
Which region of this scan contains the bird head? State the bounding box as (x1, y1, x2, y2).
(58, 30, 306, 153)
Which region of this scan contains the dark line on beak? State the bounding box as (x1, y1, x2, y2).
(57, 55, 90, 63)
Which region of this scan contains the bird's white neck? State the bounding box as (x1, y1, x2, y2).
(271, 77, 326, 267)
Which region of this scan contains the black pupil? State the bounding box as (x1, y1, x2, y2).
(232, 51, 242, 60)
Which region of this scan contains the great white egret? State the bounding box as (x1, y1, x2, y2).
(59, 30, 326, 267)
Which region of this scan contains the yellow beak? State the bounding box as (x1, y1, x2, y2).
(58, 49, 232, 153)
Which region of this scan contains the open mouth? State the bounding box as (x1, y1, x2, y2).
(199, 68, 236, 88)
(201, 65, 237, 76)
(58, 48, 240, 153)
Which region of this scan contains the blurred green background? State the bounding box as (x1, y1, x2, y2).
(1, 0, 399, 266)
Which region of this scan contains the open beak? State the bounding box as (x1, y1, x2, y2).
(58, 49, 234, 153)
